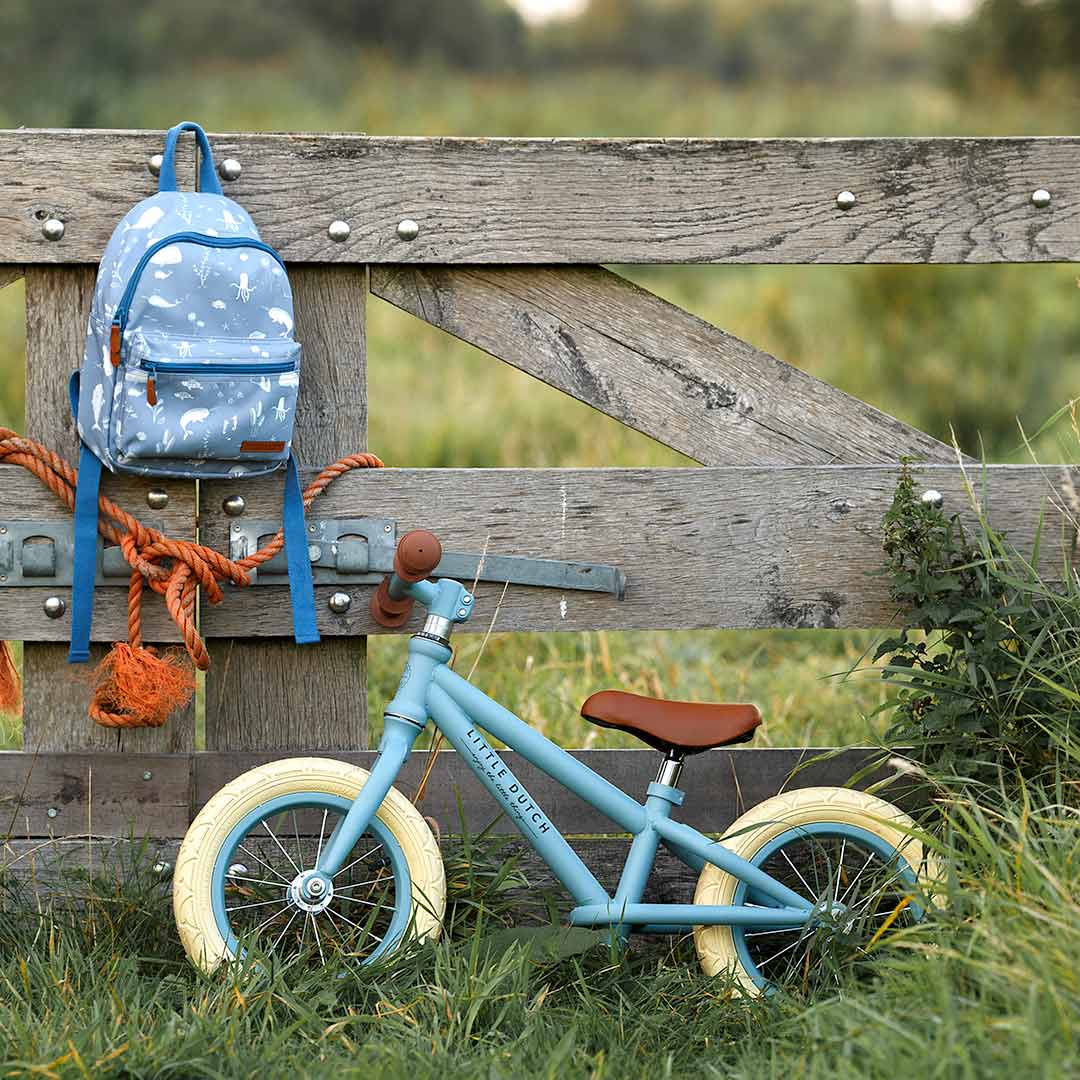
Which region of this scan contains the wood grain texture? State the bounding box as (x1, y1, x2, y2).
(371, 264, 952, 465)
(202, 266, 369, 752)
(4, 132, 1080, 264)
(197, 463, 1075, 637)
(21, 268, 195, 752)
(0, 835, 736, 926)
(0, 129, 189, 265)
(0, 747, 902, 839)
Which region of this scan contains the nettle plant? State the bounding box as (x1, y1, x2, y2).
(875, 464, 1079, 777)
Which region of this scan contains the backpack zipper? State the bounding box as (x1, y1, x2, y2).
(141, 356, 296, 406)
(111, 232, 289, 369)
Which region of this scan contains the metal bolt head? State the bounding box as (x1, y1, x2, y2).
(41, 217, 65, 241)
(457, 608, 469, 618)
(47, 807, 58, 819)
(920, 489, 944, 509)
(142, 770, 153, 781)
(328, 591, 352, 614)
(835, 190, 857, 211)
(307, 877, 326, 896)
(146, 488, 169, 511)
(462, 593, 473, 605)
(153, 861, 172, 876)
(383, 524, 393, 533)
(396, 218, 420, 241)
(148, 153, 164, 177)
(218, 158, 242, 182)
(328, 219, 351, 243)
(1031, 188, 1052, 209)
(222, 494, 246, 517)
(43, 596, 66, 619)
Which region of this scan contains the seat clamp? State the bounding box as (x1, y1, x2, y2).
(647, 780, 685, 806)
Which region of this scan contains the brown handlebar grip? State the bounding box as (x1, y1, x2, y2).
(369, 578, 413, 628)
(393, 529, 443, 582)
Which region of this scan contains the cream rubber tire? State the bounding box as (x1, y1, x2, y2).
(693, 785, 938, 994)
(173, 757, 445, 973)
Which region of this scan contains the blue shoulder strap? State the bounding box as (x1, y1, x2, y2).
(68, 372, 100, 663)
(158, 121, 223, 196)
(283, 454, 320, 645)
(69, 444, 102, 664)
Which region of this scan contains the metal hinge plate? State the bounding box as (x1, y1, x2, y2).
(0, 517, 626, 598)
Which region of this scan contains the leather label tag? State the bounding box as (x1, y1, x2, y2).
(240, 440, 286, 453)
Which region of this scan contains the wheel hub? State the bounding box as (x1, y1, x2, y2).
(289, 871, 334, 912)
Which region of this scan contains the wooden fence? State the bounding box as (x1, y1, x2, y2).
(1, 131, 1076, 902)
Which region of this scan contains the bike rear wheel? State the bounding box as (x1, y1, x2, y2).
(173, 758, 445, 973)
(694, 786, 939, 995)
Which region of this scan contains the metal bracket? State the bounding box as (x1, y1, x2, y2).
(0, 521, 163, 587)
(0, 517, 626, 599)
(232, 518, 626, 598)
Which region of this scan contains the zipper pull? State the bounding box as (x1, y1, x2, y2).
(145, 363, 157, 406)
(109, 322, 121, 369)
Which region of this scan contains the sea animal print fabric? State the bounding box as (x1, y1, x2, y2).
(76, 189, 301, 479)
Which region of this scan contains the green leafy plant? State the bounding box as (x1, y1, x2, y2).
(875, 460, 1079, 778)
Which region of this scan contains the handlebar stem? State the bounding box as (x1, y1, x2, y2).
(399, 575, 474, 630)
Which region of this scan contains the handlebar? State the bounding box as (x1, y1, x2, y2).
(369, 529, 442, 628)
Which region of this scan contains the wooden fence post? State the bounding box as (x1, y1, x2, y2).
(21, 266, 196, 753)
(202, 266, 369, 752)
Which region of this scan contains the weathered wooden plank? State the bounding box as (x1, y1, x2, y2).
(371, 265, 952, 466)
(0, 129, 186, 265)
(202, 266, 369, 752)
(0, 467, 194, 643)
(195, 747, 898, 839)
(197, 463, 1073, 637)
(0, 835, 696, 923)
(0, 751, 191, 837)
(21, 268, 195, 752)
(4, 132, 1080, 265)
(0, 747, 900, 839)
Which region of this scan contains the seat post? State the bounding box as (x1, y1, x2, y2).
(654, 749, 684, 789)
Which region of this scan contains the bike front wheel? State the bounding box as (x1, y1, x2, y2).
(694, 786, 940, 995)
(173, 757, 445, 973)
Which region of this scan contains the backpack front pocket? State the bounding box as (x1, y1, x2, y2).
(114, 335, 300, 465)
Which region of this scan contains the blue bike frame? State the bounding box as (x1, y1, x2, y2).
(316, 578, 814, 935)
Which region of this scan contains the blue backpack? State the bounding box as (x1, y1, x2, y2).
(69, 120, 318, 663)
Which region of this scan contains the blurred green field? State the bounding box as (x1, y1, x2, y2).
(2, 66, 1078, 751)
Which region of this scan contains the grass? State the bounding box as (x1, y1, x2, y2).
(2, 767, 1077, 1078)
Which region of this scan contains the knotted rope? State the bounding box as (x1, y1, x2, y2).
(0, 427, 383, 728)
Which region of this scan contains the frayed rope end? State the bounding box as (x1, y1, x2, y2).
(0, 640, 21, 714)
(89, 642, 195, 729)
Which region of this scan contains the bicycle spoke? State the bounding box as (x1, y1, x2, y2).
(227, 896, 294, 913)
(237, 843, 292, 885)
(757, 934, 808, 970)
(224, 874, 289, 890)
(833, 839, 847, 904)
(270, 909, 300, 953)
(333, 877, 383, 893)
(779, 848, 815, 899)
(250, 903, 293, 937)
(334, 894, 380, 909)
(262, 819, 302, 877)
(310, 913, 325, 965)
(838, 850, 877, 906)
(315, 809, 329, 867)
(333, 844, 384, 880)
(292, 810, 304, 871)
(330, 905, 384, 943)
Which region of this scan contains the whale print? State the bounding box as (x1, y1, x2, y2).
(267, 307, 293, 334)
(180, 408, 210, 438)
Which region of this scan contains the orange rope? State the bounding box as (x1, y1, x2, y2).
(0, 427, 383, 727)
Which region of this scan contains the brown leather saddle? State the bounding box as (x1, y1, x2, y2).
(580, 690, 761, 754)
